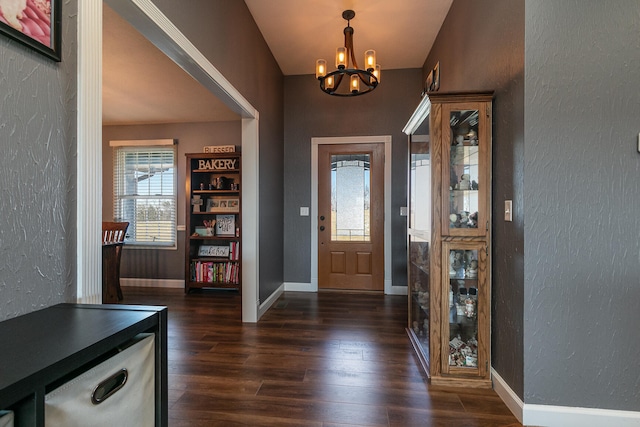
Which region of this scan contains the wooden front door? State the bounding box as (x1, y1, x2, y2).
(318, 143, 384, 291)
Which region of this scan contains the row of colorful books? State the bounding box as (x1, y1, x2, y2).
(190, 261, 239, 284)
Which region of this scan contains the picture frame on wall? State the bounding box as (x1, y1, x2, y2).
(0, 0, 61, 61)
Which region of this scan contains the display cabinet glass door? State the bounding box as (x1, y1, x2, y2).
(441, 241, 489, 378)
(442, 104, 489, 236)
(408, 233, 430, 367)
(409, 127, 430, 232)
(407, 116, 431, 373)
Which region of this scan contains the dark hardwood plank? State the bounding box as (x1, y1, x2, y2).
(119, 287, 522, 426)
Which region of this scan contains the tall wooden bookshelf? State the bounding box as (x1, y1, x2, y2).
(185, 152, 241, 293)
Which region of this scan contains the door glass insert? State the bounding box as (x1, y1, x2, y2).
(331, 154, 370, 241)
(449, 110, 480, 229)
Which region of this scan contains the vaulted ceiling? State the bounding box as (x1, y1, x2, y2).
(102, 0, 452, 125)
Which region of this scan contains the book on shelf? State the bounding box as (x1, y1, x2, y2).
(190, 260, 239, 284)
(229, 241, 240, 260)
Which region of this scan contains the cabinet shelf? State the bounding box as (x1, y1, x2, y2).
(188, 282, 239, 288)
(192, 211, 240, 215)
(410, 261, 429, 275)
(193, 190, 239, 195)
(192, 169, 240, 173)
(189, 235, 238, 241)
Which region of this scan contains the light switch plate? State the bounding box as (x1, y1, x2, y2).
(504, 200, 512, 222)
(300, 206, 309, 216)
(400, 206, 408, 216)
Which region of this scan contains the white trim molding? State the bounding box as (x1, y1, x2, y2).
(283, 282, 315, 292)
(524, 405, 640, 427)
(258, 283, 284, 319)
(386, 283, 408, 296)
(492, 368, 640, 427)
(492, 368, 524, 423)
(311, 136, 393, 294)
(77, 0, 103, 304)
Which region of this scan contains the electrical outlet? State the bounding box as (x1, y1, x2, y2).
(504, 200, 512, 222)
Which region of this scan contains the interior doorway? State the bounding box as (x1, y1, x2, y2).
(317, 143, 384, 291)
(78, 0, 260, 321)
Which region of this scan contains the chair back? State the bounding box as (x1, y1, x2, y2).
(102, 221, 129, 244)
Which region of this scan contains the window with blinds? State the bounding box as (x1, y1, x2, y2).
(112, 144, 177, 248)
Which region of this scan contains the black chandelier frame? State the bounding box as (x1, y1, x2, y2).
(317, 10, 379, 97)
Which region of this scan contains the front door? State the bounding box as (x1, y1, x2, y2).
(318, 143, 384, 291)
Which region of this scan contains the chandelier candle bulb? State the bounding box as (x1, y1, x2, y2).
(336, 47, 347, 68)
(316, 59, 326, 78)
(350, 74, 360, 92)
(326, 75, 334, 89)
(365, 50, 376, 71)
(374, 64, 381, 82)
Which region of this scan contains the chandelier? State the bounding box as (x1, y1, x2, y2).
(315, 10, 381, 97)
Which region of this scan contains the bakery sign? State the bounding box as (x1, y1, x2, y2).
(197, 158, 237, 170)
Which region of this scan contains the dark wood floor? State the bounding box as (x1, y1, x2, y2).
(120, 287, 521, 427)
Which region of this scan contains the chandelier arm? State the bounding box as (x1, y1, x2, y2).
(344, 25, 359, 69)
(357, 71, 377, 88)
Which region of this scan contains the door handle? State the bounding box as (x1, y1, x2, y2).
(319, 225, 325, 231)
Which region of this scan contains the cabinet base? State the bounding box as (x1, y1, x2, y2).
(430, 375, 492, 389)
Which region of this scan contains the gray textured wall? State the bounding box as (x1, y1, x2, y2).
(283, 69, 423, 286)
(0, 1, 77, 320)
(423, 0, 525, 398)
(524, 0, 640, 410)
(140, 0, 285, 301)
(103, 121, 241, 280)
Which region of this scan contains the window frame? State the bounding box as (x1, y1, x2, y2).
(110, 139, 178, 249)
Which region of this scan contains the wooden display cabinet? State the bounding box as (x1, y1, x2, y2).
(404, 92, 493, 388)
(185, 152, 241, 293)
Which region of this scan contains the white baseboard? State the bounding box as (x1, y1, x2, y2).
(258, 283, 284, 319)
(524, 404, 640, 427)
(284, 282, 316, 292)
(120, 278, 184, 289)
(286, 281, 407, 295)
(386, 284, 408, 295)
(491, 368, 524, 423)
(492, 368, 640, 427)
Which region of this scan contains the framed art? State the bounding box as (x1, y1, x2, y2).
(207, 197, 239, 213)
(197, 245, 230, 257)
(0, 0, 61, 61)
(215, 215, 235, 237)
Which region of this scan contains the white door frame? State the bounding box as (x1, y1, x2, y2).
(78, 0, 261, 322)
(309, 136, 399, 295)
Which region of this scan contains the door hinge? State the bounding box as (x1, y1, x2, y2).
(485, 246, 488, 256)
(486, 220, 489, 231)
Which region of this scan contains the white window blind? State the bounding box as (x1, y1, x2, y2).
(112, 144, 177, 247)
